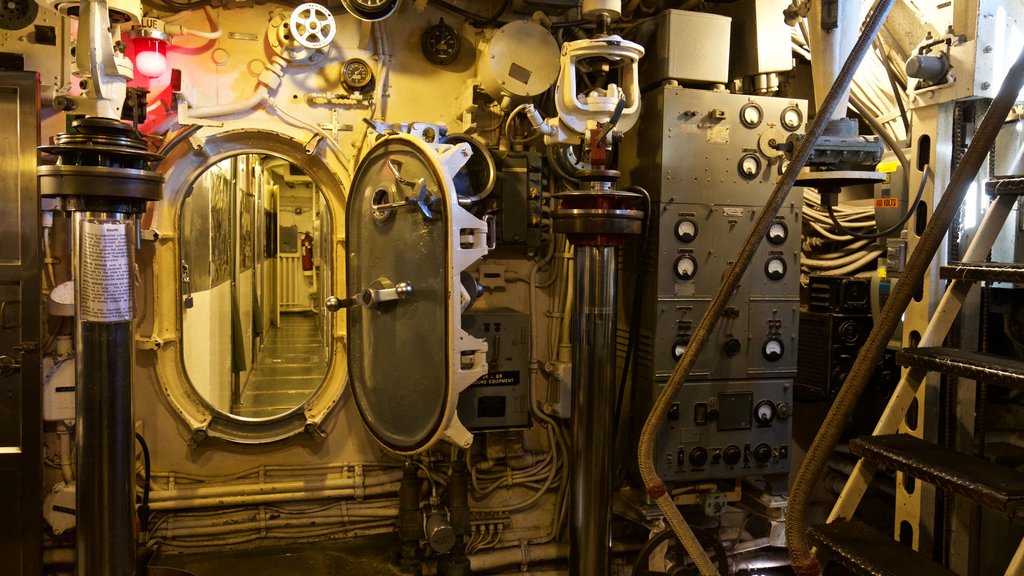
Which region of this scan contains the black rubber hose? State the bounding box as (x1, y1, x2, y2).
(787, 43, 1024, 575)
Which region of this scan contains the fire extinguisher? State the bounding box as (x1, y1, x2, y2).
(301, 232, 314, 272)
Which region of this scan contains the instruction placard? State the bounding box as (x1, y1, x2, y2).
(80, 220, 131, 323)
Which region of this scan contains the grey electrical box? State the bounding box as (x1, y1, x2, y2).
(707, 0, 795, 78)
(457, 309, 531, 430)
(639, 10, 732, 87)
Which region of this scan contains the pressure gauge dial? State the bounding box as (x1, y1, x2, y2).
(674, 254, 698, 281)
(738, 154, 762, 180)
(754, 400, 776, 425)
(766, 221, 788, 245)
(674, 218, 698, 243)
(342, 58, 374, 92)
(762, 337, 784, 362)
(341, 0, 400, 21)
(740, 103, 763, 128)
(764, 256, 787, 281)
(421, 18, 461, 66)
(781, 105, 803, 132)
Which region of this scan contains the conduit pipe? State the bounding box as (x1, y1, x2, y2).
(152, 512, 400, 538)
(636, 2, 897, 574)
(56, 421, 74, 484)
(787, 44, 1024, 575)
(147, 470, 402, 501)
(148, 482, 401, 511)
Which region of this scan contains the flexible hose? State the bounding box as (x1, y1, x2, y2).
(786, 44, 1024, 575)
(636, 2, 897, 574)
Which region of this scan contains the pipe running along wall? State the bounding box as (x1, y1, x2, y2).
(635, 1, 898, 574)
(786, 45, 1024, 575)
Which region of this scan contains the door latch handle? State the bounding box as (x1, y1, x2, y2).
(326, 278, 413, 312)
(0, 355, 20, 377)
(0, 300, 20, 330)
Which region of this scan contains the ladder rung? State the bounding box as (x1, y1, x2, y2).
(808, 519, 957, 576)
(986, 176, 1024, 196)
(940, 261, 1024, 283)
(896, 346, 1024, 390)
(850, 434, 1024, 516)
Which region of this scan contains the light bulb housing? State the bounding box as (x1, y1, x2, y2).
(129, 27, 171, 78)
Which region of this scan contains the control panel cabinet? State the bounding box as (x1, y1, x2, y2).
(620, 86, 805, 485)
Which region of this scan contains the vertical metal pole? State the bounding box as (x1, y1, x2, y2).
(39, 117, 164, 576)
(72, 211, 137, 576)
(570, 245, 616, 576)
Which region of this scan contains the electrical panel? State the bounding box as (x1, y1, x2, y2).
(653, 380, 791, 485)
(457, 309, 532, 430)
(620, 86, 805, 485)
(487, 150, 545, 250)
(796, 276, 899, 401)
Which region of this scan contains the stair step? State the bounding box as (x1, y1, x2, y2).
(808, 519, 957, 576)
(895, 346, 1024, 390)
(940, 261, 1024, 283)
(986, 176, 1024, 196)
(849, 434, 1024, 516)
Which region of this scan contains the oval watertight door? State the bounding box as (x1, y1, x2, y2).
(343, 135, 490, 455)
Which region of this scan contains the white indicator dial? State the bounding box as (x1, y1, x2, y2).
(674, 254, 697, 281)
(675, 219, 698, 243)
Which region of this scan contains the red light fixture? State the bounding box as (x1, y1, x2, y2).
(129, 26, 170, 78)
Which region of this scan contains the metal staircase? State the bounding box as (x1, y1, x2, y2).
(810, 181, 1024, 575)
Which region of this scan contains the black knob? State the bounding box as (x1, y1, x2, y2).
(723, 445, 741, 466)
(689, 447, 708, 468)
(754, 443, 772, 463)
(723, 338, 742, 357)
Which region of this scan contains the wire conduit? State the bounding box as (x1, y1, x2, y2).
(635, 1, 897, 574)
(786, 44, 1024, 575)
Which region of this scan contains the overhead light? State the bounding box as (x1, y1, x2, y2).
(129, 24, 171, 78)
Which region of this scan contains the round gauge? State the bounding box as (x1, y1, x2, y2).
(674, 218, 698, 243)
(754, 400, 776, 425)
(341, 0, 400, 21)
(740, 103, 763, 128)
(766, 221, 788, 245)
(342, 58, 374, 92)
(762, 337, 784, 361)
(674, 254, 698, 281)
(421, 18, 460, 66)
(672, 338, 688, 361)
(738, 154, 762, 180)
(781, 105, 803, 132)
(764, 256, 787, 280)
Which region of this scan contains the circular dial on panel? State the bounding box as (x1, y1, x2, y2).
(754, 400, 776, 425)
(766, 221, 788, 245)
(421, 18, 461, 66)
(674, 254, 698, 281)
(762, 337, 784, 361)
(738, 154, 762, 180)
(740, 103, 763, 128)
(674, 218, 698, 243)
(342, 58, 374, 92)
(764, 255, 787, 280)
(672, 339, 689, 361)
(781, 105, 803, 132)
(341, 0, 400, 21)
